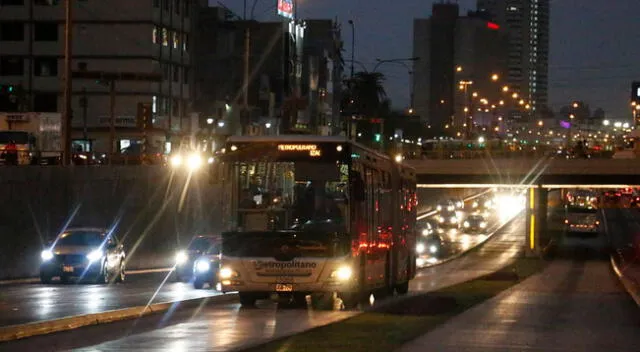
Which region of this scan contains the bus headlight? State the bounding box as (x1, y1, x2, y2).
(219, 267, 238, 279)
(170, 154, 182, 167)
(195, 260, 211, 273)
(187, 154, 203, 171)
(416, 243, 426, 254)
(41, 250, 53, 261)
(175, 251, 188, 265)
(331, 266, 352, 281)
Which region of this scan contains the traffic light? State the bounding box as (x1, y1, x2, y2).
(0, 84, 20, 112)
(374, 134, 381, 142)
(137, 102, 152, 130)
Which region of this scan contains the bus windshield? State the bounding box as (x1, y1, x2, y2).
(231, 161, 349, 231)
(222, 231, 350, 258)
(0, 131, 29, 144)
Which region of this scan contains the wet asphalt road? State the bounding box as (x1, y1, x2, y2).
(399, 208, 640, 352)
(0, 271, 221, 327)
(0, 214, 526, 351)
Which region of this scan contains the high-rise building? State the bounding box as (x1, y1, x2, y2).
(0, 0, 193, 152)
(477, 0, 550, 116)
(413, 3, 509, 137)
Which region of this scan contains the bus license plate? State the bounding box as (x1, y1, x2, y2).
(63, 265, 74, 273)
(275, 284, 293, 292)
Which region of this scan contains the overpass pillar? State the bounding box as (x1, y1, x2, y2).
(525, 186, 548, 257)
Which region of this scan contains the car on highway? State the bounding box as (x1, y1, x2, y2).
(437, 210, 460, 228)
(418, 219, 436, 237)
(416, 231, 445, 258)
(451, 197, 465, 209)
(435, 200, 456, 212)
(192, 242, 222, 289)
(471, 195, 493, 211)
(39, 228, 126, 284)
(174, 235, 220, 282)
(462, 215, 488, 234)
(631, 192, 640, 208)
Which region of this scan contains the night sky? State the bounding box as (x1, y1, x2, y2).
(215, 0, 640, 121)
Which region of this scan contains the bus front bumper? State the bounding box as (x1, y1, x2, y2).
(221, 280, 356, 294)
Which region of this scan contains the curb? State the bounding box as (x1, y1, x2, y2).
(610, 256, 640, 307)
(0, 292, 238, 342)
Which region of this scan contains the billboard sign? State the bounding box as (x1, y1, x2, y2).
(632, 81, 640, 101)
(277, 0, 294, 19)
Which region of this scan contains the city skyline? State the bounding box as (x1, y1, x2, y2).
(217, 0, 640, 120)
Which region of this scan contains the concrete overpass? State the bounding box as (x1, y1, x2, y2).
(407, 157, 640, 255)
(407, 157, 640, 187)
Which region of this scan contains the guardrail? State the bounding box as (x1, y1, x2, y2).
(407, 150, 614, 160)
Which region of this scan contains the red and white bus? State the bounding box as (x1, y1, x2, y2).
(212, 135, 417, 308)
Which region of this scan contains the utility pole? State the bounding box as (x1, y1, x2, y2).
(62, 0, 73, 166)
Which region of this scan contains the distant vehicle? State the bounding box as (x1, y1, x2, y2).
(436, 200, 456, 212)
(631, 192, 640, 208)
(437, 210, 460, 228)
(566, 189, 597, 209)
(192, 242, 222, 289)
(418, 220, 437, 237)
(620, 187, 634, 196)
(463, 215, 488, 233)
(39, 228, 126, 284)
(174, 235, 220, 282)
(416, 232, 445, 258)
(471, 196, 493, 211)
(602, 189, 621, 203)
(450, 198, 465, 209)
(0, 113, 62, 165)
(564, 206, 600, 235)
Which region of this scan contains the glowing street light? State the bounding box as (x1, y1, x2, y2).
(472, 92, 478, 98)
(456, 66, 463, 72)
(572, 102, 579, 108)
(502, 86, 509, 92)
(491, 74, 499, 81)
(512, 93, 519, 99)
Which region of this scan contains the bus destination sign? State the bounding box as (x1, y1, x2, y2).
(277, 144, 322, 157)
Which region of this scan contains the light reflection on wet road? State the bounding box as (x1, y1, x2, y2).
(0, 273, 221, 327)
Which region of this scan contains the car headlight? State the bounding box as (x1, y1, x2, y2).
(195, 260, 211, 273)
(422, 229, 431, 236)
(447, 205, 455, 212)
(429, 245, 438, 254)
(187, 153, 203, 170)
(175, 251, 188, 265)
(463, 221, 470, 228)
(416, 243, 425, 253)
(330, 266, 352, 281)
(450, 217, 457, 224)
(438, 217, 445, 223)
(41, 250, 53, 261)
(86, 249, 104, 262)
(170, 154, 182, 167)
(436, 205, 442, 211)
(480, 222, 487, 228)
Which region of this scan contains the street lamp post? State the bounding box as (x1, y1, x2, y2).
(348, 20, 355, 80)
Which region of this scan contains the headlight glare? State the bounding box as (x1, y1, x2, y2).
(331, 266, 352, 281)
(175, 251, 188, 265)
(86, 249, 104, 262)
(187, 153, 203, 170)
(170, 154, 182, 167)
(41, 250, 53, 261)
(463, 221, 470, 228)
(429, 245, 438, 254)
(195, 260, 211, 273)
(416, 243, 425, 253)
(219, 267, 234, 279)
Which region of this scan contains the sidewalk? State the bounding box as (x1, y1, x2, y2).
(397, 260, 640, 352)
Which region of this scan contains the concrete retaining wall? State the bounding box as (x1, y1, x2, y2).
(0, 166, 478, 280)
(0, 166, 223, 280)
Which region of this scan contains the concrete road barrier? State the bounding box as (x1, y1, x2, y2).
(0, 293, 238, 342)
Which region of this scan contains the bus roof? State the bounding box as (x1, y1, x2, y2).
(226, 135, 349, 144)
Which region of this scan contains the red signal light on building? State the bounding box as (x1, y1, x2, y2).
(487, 22, 500, 30)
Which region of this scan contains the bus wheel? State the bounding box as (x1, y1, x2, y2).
(338, 292, 363, 310)
(239, 292, 258, 307)
(395, 281, 409, 295)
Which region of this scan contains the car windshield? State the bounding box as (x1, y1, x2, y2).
(222, 231, 350, 258)
(188, 237, 214, 252)
(57, 231, 104, 247)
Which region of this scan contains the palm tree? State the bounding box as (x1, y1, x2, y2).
(343, 71, 389, 117)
